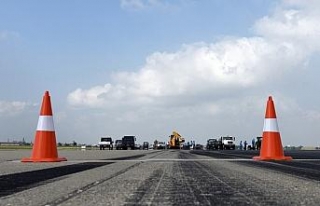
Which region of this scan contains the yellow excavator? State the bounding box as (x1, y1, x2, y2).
(168, 131, 185, 149)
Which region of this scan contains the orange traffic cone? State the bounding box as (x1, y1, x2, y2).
(253, 96, 292, 161)
(22, 91, 67, 162)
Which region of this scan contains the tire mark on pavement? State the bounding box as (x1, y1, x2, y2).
(239, 160, 320, 182)
(125, 152, 266, 205)
(148, 164, 167, 204)
(123, 168, 165, 205)
(105, 154, 146, 161)
(184, 161, 261, 205)
(0, 162, 112, 198)
(178, 152, 262, 206)
(124, 162, 202, 206)
(144, 150, 167, 160)
(44, 151, 165, 206)
(43, 162, 142, 206)
(190, 150, 254, 159)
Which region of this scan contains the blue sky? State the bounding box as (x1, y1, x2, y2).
(1, 0, 320, 146)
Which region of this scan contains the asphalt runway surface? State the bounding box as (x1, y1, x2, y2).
(1, 149, 320, 205)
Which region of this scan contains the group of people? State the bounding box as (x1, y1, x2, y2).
(239, 138, 261, 150)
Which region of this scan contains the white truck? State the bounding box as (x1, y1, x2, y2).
(99, 137, 113, 150)
(220, 136, 236, 150)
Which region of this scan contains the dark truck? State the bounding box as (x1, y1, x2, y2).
(142, 141, 149, 150)
(122, 135, 136, 150)
(99, 137, 113, 150)
(206, 138, 220, 150)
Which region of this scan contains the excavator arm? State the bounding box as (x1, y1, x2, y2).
(169, 131, 185, 149)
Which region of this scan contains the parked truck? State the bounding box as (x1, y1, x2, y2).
(99, 137, 113, 150)
(206, 138, 220, 150)
(122, 135, 136, 150)
(220, 136, 236, 150)
(115, 140, 123, 150)
(142, 142, 149, 150)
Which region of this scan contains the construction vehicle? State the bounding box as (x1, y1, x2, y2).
(168, 131, 185, 149)
(220, 136, 236, 150)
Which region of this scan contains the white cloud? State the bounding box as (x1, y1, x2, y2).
(0, 101, 28, 116)
(66, 0, 320, 145)
(70, 0, 320, 112)
(254, 1, 320, 52)
(68, 36, 304, 109)
(68, 84, 112, 108)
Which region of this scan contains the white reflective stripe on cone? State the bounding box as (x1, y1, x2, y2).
(263, 118, 279, 132)
(37, 116, 55, 131)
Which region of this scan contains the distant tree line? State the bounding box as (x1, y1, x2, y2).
(1, 138, 87, 147)
(57, 141, 78, 147)
(0, 138, 31, 146)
